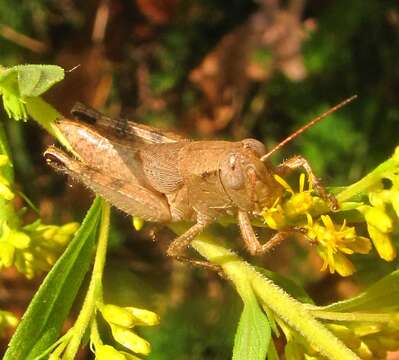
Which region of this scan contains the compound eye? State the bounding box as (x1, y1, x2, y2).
(241, 139, 266, 157)
(220, 154, 245, 190)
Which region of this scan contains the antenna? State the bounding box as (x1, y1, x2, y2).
(260, 95, 358, 162)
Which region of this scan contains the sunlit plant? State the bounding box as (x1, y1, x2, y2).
(1, 64, 399, 360)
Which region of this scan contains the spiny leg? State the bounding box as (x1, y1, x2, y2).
(238, 210, 261, 256)
(238, 210, 308, 255)
(275, 155, 339, 210)
(44, 146, 172, 222)
(167, 218, 223, 274)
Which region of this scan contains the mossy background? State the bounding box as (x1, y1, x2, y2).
(0, 0, 398, 358)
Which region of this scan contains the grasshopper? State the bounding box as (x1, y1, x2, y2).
(44, 96, 356, 263)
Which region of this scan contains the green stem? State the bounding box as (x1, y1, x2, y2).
(192, 235, 360, 360)
(308, 309, 394, 323)
(62, 201, 110, 360)
(337, 151, 399, 203)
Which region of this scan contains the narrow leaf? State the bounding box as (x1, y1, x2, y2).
(233, 292, 270, 360)
(3, 198, 102, 360)
(322, 269, 399, 312)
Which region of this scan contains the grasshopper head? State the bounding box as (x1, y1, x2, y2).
(219, 139, 283, 213)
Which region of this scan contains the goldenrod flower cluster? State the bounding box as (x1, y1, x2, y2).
(261, 145, 399, 277)
(0, 151, 79, 278)
(92, 303, 160, 360)
(0, 220, 79, 279)
(261, 174, 372, 276)
(306, 215, 371, 277)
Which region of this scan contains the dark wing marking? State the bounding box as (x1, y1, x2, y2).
(71, 102, 187, 144)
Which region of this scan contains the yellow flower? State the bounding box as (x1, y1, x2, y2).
(306, 214, 371, 276)
(275, 173, 314, 218)
(110, 324, 151, 355)
(358, 204, 396, 261)
(0, 220, 78, 278)
(98, 303, 159, 357)
(261, 198, 287, 230)
(261, 174, 314, 229)
(100, 304, 160, 329)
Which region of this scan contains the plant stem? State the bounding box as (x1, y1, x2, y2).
(62, 200, 110, 360)
(192, 235, 360, 360)
(308, 309, 394, 323)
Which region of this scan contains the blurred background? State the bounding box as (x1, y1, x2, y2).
(0, 0, 398, 358)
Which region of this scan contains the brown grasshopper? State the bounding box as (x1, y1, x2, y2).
(44, 96, 356, 262)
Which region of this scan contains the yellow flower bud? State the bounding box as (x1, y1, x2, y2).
(0, 182, 14, 200)
(60, 222, 79, 235)
(52, 234, 71, 246)
(42, 227, 57, 241)
(95, 345, 126, 360)
(327, 324, 360, 349)
(126, 307, 160, 326)
(101, 304, 136, 328)
(9, 231, 30, 249)
(367, 224, 396, 261)
(368, 190, 389, 208)
(110, 324, 151, 355)
(0, 242, 15, 267)
(363, 206, 392, 233)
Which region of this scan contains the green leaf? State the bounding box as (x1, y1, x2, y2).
(321, 269, 399, 312)
(0, 65, 64, 121)
(3, 198, 102, 360)
(0, 65, 64, 97)
(233, 290, 271, 360)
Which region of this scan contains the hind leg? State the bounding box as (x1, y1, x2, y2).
(44, 146, 171, 223)
(166, 216, 224, 274)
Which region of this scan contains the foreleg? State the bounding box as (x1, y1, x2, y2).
(276, 155, 339, 210)
(238, 210, 308, 255)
